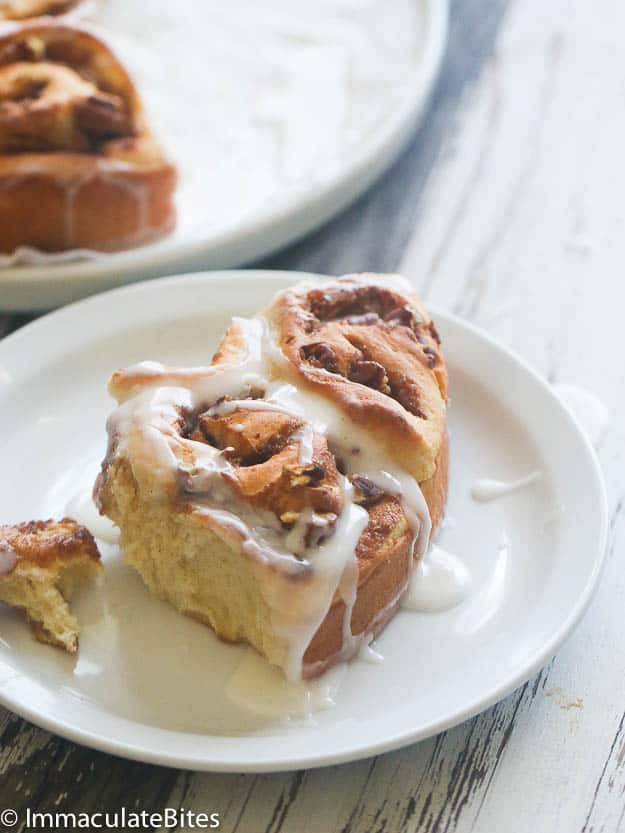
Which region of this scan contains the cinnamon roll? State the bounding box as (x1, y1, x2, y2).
(0, 517, 102, 653)
(95, 275, 448, 680)
(0, 21, 176, 253)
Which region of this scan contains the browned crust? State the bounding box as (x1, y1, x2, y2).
(268, 275, 450, 674)
(0, 517, 101, 654)
(303, 431, 448, 675)
(265, 274, 448, 483)
(420, 426, 449, 534)
(0, 21, 177, 252)
(0, 154, 176, 251)
(0, 517, 102, 571)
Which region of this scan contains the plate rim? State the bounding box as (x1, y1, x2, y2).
(0, 0, 449, 311)
(0, 269, 609, 772)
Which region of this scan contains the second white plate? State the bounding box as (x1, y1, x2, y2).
(0, 270, 607, 771)
(0, 0, 447, 311)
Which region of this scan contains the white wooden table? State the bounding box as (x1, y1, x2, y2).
(1, 0, 624, 830)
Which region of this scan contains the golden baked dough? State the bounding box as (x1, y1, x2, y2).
(0, 517, 102, 653)
(265, 273, 447, 482)
(96, 275, 449, 679)
(0, 21, 176, 252)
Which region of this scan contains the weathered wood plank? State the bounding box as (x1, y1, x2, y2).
(398, 0, 625, 830)
(0, 715, 179, 817)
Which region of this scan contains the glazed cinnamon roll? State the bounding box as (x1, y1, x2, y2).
(95, 275, 448, 680)
(0, 21, 176, 253)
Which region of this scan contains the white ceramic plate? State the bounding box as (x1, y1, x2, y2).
(0, 271, 607, 772)
(0, 0, 447, 312)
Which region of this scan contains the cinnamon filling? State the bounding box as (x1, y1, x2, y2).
(288, 281, 445, 421)
(0, 55, 134, 153)
(179, 398, 344, 543)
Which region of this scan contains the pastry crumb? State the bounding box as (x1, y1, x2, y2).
(0, 518, 102, 654)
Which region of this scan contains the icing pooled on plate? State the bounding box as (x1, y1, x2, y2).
(471, 471, 542, 502)
(226, 647, 346, 722)
(66, 487, 119, 545)
(402, 545, 472, 613)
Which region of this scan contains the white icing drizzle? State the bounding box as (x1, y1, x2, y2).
(357, 637, 385, 665)
(106, 175, 154, 244)
(226, 647, 347, 721)
(553, 384, 609, 447)
(439, 514, 456, 531)
(0, 542, 17, 576)
(208, 377, 432, 554)
(471, 471, 542, 502)
(62, 178, 82, 247)
(104, 315, 432, 682)
(457, 531, 510, 634)
(402, 545, 472, 613)
(65, 487, 119, 545)
(262, 480, 368, 682)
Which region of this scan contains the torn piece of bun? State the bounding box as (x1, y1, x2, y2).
(0, 517, 102, 653)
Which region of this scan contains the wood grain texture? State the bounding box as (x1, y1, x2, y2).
(4, 0, 625, 830)
(399, 0, 625, 830)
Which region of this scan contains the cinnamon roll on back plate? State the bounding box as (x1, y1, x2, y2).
(95, 275, 448, 680)
(0, 21, 176, 253)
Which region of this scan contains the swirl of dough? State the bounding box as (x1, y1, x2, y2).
(0, 21, 177, 253)
(265, 273, 448, 483)
(0, 60, 132, 152)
